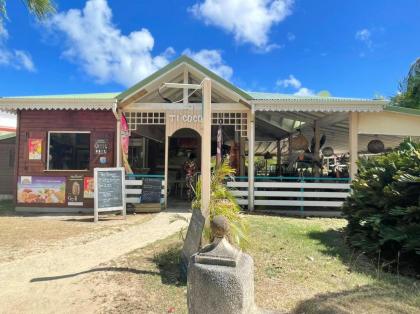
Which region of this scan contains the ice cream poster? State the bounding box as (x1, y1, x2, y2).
(67, 175, 84, 206)
(28, 138, 42, 160)
(83, 177, 94, 199)
(17, 176, 66, 204)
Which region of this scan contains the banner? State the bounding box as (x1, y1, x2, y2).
(17, 176, 66, 204)
(121, 114, 133, 174)
(67, 175, 84, 206)
(83, 177, 94, 199)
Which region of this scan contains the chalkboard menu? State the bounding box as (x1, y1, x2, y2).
(141, 177, 162, 204)
(94, 167, 125, 222)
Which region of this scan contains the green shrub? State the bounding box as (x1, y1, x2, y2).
(343, 139, 420, 274)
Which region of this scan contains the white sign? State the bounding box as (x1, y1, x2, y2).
(94, 167, 126, 222)
(168, 114, 203, 123)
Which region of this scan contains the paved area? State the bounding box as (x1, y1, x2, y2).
(0, 210, 190, 313)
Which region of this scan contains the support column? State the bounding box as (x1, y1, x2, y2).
(349, 112, 359, 180)
(248, 108, 255, 211)
(239, 135, 245, 176)
(201, 78, 212, 217)
(313, 120, 321, 177)
(276, 139, 281, 175)
(116, 119, 121, 167)
(164, 127, 169, 209)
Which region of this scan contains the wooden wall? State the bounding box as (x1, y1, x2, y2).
(0, 136, 15, 196)
(16, 110, 117, 209)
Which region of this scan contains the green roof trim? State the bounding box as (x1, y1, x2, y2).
(248, 91, 386, 102)
(0, 133, 16, 141)
(385, 105, 420, 116)
(5, 93, 119, 99)
(116, 55, 253, 101)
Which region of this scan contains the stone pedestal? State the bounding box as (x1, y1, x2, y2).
(187, 216, 258, 314)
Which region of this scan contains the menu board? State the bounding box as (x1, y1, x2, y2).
(141, 177, 162, 204)
(94, 167, 125, 222)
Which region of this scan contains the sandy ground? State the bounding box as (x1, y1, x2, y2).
(0, 211, 190, 314)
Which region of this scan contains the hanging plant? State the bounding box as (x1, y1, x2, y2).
(368, 139, 385, 154)
(290, 130, 309, 151)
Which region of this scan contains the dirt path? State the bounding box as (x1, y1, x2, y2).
(0, 211, 190, 314)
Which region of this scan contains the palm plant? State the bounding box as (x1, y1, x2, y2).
(192, 161, 249, 250)
(1, 0, 56, 20)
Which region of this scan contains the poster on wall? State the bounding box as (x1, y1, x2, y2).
(17, 176, 66, 204)
(67, 175, 84, 206)
(28, 138, 42, 160)
(84, 177, 94, 199)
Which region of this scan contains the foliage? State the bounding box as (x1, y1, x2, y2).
(343, 139, 420, 274)
(192, 161, 249, 249)
(391, 58, 420, 109)
(0, 0, 56, 20)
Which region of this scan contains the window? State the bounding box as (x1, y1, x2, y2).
(48, 132, 90, 170)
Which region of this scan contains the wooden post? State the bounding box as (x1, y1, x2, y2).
(349, 112, 359, 180)
(276, 139, 281, 175)
(164, 126, 169, 209)
(201, 78, 212, 217)
(239, 134, 245, 176)
(183, 67, 189, 105)
(314, 120, 321, 177)
(116, 118, 121, 167)
(248, 108, 255, 211)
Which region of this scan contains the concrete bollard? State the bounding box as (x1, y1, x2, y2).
(187, 216, 259, 314)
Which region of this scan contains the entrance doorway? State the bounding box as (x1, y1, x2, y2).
(167, 128, 201, 208)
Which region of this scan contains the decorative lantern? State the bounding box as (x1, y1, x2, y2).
(367, 139, 385, 154)
(322, 146, 334, 157)
(290, 131, 309, 151)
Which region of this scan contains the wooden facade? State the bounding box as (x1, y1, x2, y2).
(15, 110, 117, 209)
(0, 135, 15, 198)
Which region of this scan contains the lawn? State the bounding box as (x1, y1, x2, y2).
(85, 215, 420, 314)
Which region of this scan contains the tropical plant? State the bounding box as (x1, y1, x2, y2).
(0, 0, 56, 20)
(192, 161, 249, 249)
(343, 139, 420, 274)
(392, 58, 420, 109)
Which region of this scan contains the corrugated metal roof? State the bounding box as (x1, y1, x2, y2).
(4, 93, 120, 99)
(248, 91, 384, 102)
(0, 133, 16, 141)
(384, 105, 420, 116)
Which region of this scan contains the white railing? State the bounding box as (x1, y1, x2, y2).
(227, 177, 351, 210)
(125, 175, 165, 204)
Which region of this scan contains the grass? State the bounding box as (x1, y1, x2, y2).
(87, 215, 420, 314)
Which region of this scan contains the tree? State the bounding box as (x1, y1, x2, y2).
(0, 0, 56, 20)
(392, 58, 420, 109)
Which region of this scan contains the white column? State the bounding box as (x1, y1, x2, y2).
(248, 108, 255, 211)
(116, 119, 121, 167)
(164, 126, 169, 209)
(313, 119, 320, 177)
(349, 112, 359, 180)
(201, 78, 212, 217)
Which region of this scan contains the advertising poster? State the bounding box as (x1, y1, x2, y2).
(121, 114, 133, 174)
(17, 176, 66, 204)
(28, 138, 42, 160)
(84, 177, 94, 199)
(67, 175, 84, 206)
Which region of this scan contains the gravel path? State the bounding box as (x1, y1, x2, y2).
(0, 211, 190, 314)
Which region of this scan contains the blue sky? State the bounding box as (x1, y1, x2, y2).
(0, 0, 419, 100)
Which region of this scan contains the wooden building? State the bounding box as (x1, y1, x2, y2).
(1, 56, 419, 213)
(0, 133, 15, 200)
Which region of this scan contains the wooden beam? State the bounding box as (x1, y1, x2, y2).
(248, 108, 255, 211)
(349, 112, 359, 179)
(119, 89, 148, 108)
(201, 78, 212, 217)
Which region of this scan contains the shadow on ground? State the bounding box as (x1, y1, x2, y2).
(152, 245, 186, 286)
(30, 267, 160, 282)
(292, 284, 417, 314)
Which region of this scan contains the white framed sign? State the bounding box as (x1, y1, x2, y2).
(94, 167, 126, 222)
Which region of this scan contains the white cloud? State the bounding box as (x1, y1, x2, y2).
(0, 22, 36, 72)
(183, 49, 233, 80)
(47, 0, 175, 87)
(287, 32, 295, 41)
(276, 74, 301, 89)
(190, 0, 293, 49)
(355, 28, 372, 48)
(294, 87, 315, 96)
(0, 112, 17, 128)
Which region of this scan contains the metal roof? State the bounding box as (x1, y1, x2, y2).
(248, 91, 385, 102)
